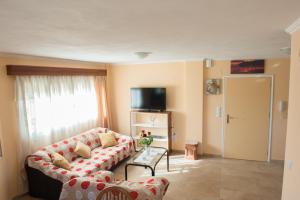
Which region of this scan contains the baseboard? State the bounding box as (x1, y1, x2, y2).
(151, 149, 282, 162)
(171, 149, 202, 157)
(171, 149, 185, 155)
(270, 159, 284, 164)
(171, 150, 222, 159)
(202, 153, 222, 158)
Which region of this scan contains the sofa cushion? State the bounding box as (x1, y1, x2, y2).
(69, 157, 100, 177)
(74, 141, 91, 158)
(98, 131, 118, 148)
(52, 152, 71, 170)
(69, 143, 132, 177)
(88, 170, 114, 183)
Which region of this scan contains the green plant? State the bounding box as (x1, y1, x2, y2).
(139, 135, 154, 146)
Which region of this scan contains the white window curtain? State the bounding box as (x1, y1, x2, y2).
(16, 76, 110, 173)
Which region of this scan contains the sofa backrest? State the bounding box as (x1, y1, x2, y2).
(39, 127, 107, 162)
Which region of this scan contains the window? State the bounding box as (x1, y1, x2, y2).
(16, 75, 107, 152)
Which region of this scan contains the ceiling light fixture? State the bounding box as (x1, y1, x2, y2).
(134, 52, 152, 59)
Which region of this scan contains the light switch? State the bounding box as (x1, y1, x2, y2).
(216, 106, 222, 118)
(287, 160, 293, 170)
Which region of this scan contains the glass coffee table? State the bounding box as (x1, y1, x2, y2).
(125, 146, 169, 180)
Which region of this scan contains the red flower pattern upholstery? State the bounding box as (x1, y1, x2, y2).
(27, 127, 135, 183)
(59, 177, 169, 200)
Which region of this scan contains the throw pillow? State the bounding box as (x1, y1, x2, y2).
(74, 141, 91, 158)
(52, 152, 71, 170)
(98, 131, 118, 148)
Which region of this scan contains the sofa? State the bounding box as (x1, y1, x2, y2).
(59, 176, 169, 200)
(26, 127, 169, 200)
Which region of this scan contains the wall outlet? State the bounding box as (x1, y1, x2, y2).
(172, 132, 176, 141)
(278, 101, 288, 112)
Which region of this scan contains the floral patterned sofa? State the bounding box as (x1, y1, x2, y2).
(25, 127, 138, 199)
(26, 127, 169, 200)
(59, 176, 169, 200)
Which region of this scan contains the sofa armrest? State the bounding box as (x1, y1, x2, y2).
(27, 156, 80, 183)
(115, 133, 131, 144)
(59, 177, 169, 200)
(114, 133, 135, 153)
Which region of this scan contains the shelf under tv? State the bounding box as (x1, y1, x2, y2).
(131, 123, 168, 129)
(130, 110, 172, 151)
(133, 135, 168, 142)
(131, 109, 169, 113)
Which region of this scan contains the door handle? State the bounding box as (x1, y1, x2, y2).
(226, 114, 237, 124)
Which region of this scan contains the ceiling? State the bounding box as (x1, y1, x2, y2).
(0, 0, 299, 63)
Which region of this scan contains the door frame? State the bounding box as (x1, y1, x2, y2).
(221, 74, 274, 162)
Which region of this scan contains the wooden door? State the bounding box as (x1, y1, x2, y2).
(224, 77, 272, 161)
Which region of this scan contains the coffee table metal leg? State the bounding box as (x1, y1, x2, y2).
(167, 151, 169, 172)
(125, 164, 129, 180)
(149, 167, 155, 176)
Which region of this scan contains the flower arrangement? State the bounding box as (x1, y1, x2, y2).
(139, 130, 153, 147)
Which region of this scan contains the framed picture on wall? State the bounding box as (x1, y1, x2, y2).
(231, 60, 265, 74)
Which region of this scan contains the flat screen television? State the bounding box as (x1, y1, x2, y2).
(131, 88, 166, 111)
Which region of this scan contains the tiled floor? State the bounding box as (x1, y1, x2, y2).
(18, 155, 284, 200)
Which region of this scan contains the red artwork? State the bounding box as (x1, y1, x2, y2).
(231, 60, 265, 74)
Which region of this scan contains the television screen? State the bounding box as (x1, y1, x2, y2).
(131, 88, 166, 111)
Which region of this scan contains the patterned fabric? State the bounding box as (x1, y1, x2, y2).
(27, 157, 81, 183)
(88, 170, 114, 183)
(40, 127, 107, 162)
(27, 127, 135, 183)
(59, 177, 169, 200)
(98, 131, 118, 148)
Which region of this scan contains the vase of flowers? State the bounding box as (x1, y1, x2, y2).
(139, 131, 153, 155)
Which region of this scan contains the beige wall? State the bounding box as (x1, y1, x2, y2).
(0, 54, 106, 199)
(281, 29, 300, 200)
(0, 121, 8, 200)
(108, 61, 204, 152)
(184, 61, 204, 152)
(110, 58, 290, 160)
(0, 53, 291, 198)
(203, 59, 290, 160)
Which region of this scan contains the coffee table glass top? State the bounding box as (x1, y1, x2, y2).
(128, 146, 167, 167)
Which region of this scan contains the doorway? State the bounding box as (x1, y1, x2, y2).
(222, 75, 273, 161)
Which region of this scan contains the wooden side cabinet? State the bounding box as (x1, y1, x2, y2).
(130, 111, 172, 152)
(185, 143, 198, 160)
